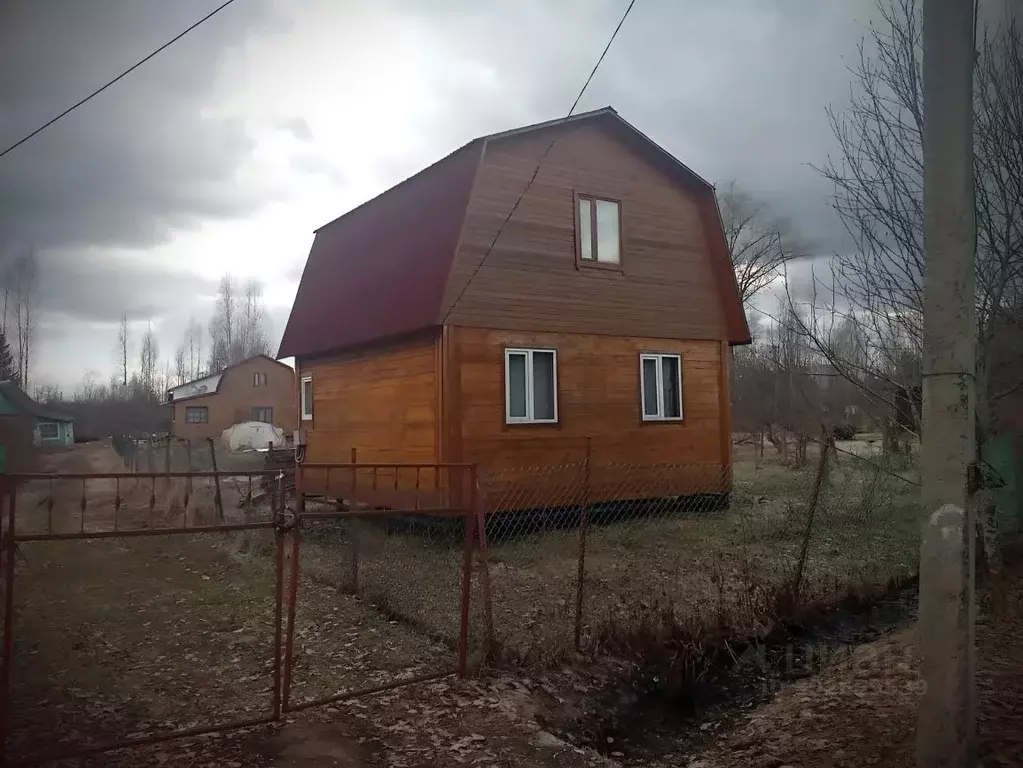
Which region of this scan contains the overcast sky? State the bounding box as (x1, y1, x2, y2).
(1, 0, 904, 391)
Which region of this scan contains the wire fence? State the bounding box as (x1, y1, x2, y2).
(93, 436, 925, 670)
(474, 443, 919, 664)
(284, 441, 921, 667)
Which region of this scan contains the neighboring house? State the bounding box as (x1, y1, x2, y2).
(0, 380, 75, 446)
(278, 107, 750, 506)
(165, 355, 297, 441)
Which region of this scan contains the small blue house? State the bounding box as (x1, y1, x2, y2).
(0, 380, 75, 446)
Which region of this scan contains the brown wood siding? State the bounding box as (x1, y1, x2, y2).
(441, 124, 728, 340)
(298, 333, 439, 497)
(451, 327, 729, 507)
(170, 357, 296, 441)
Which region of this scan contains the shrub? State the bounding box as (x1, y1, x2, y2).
(832, 423, 857, 441)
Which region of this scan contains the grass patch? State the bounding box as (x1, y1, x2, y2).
(294, 454, 921, 668)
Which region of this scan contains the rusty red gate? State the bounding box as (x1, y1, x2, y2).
(0, 462, 483, 766)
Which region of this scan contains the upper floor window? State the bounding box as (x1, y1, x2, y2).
(301, 376, 314, 421)
(576, 194, 621, 267)
(640, 353, 683, 421)
(505, 348, 558, 424)
(253, 372, 267, 387)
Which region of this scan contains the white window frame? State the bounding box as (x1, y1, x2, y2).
(253, 372, 267, 387)
(38, 421, 59, 439)
(576, 194, 622, 265)
(639, 353, 684, 422)
(504, 348, 559, 425)
(301, 376, 313, 421)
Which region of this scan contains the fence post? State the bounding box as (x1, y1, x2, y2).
(790, 434, 833, 608)
(574, 437, 592, 652)
(282, 482, 301, 712)
(458, 466, 477, 677)
(294, 445, 304, 518)
(345, 447, 359, 593)
(147, 434, 155, 473)
(185, 439, 193, 500)
(272, 514, 284, 720)
(472, 467, 495, 661)
(208, 437, 224, 522)
(1, 476, 17, 756)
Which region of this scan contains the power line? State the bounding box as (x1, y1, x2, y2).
(0, 0, 241, 160)
(441, 0, 638, 322)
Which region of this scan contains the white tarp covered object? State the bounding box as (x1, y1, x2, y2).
(222, 421, 285, 452)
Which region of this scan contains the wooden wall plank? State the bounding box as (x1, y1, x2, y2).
(299, 334, 439, 476)
(453, 327, 729, 504)
(441, 124, 730, 341)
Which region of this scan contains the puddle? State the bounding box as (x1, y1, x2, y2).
(545, 580, 919, 762)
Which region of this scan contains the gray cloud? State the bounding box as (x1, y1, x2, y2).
(10, 0, 984, 391)
(276, 117, 314, 142)
(351, 0, 878, 260)
(9, 248, 218, 323)
(0, 1, 283, 251)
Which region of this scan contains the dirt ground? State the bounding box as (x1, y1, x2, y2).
(5, 443, 612, 767)
(674, 550, 1023, 768)
(5, 441, 1016, 767)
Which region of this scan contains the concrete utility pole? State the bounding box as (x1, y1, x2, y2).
(917, 1, 977, 766)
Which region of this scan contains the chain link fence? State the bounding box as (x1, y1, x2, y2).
(287, 441, 921, 669)
(495, 445, 918, 663)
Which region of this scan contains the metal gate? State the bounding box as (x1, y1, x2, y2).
(0, 462, 480, 766)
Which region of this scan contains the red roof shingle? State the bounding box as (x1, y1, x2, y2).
(278, 140, 482, 360)
(278, 107, 750, 360)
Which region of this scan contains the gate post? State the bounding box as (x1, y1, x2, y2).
(272, 520, 284, 721)
(0, 475, 18, 758)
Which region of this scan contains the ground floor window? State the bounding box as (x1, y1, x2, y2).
(251, 406, 273, 423)
(185, 406, 209, 424)
(505, 348, 558, 424)
(38, 421, 59, 439)
(640, 353, 683, 421)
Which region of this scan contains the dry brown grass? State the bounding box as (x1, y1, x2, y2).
(293, 452, 921, 668)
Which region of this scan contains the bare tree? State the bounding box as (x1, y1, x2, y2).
(139, 322, 160, 398)
(208, 275, 236, 373)
(208, 274, 271, 372)
(8, 251, 39, 390)
(184, 317, 203, 379)
(719, 182, 804, 306)
(173, 343, 187, 386)
(814, 0, 1023, 433)
(115, 314, 130, 389)
(0, 325, 16, 382)
(237, 278, 270, 358)
(1, 264, 9, 336)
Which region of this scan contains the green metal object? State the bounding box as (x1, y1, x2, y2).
(981, 436, 1020, 534)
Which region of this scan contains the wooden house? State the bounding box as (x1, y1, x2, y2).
(165, 355, 297, 441)
(0, 380, 75, 447)
(279, 108, 750, 508)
